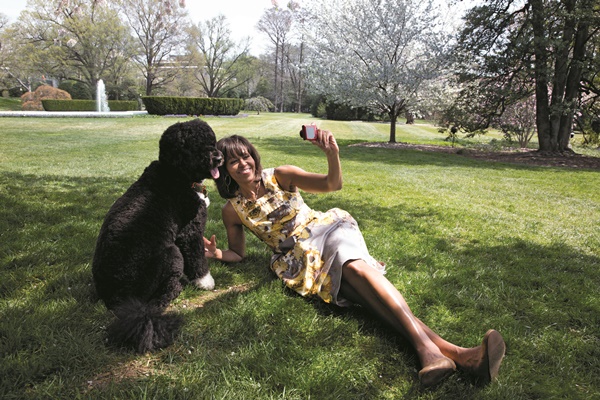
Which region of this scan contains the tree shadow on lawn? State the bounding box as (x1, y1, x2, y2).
(185, 195, 599, 398)
(258, 136, 587, 172)
(305, 196, 599, 397)
(0, 170, 261, 398)
(0, 171, 128, 397)
(2, 170, 598, 398)
(0, 171, 124, 296)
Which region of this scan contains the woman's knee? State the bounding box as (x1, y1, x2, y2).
(342, 259, 370, 281)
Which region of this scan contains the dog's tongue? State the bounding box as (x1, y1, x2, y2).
(211, 167, 220, 179)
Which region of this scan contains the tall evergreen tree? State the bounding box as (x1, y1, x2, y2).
(453, 0, 599, 153)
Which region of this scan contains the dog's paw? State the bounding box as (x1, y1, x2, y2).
(192, 272, 215, 291)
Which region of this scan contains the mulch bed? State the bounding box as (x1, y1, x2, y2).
(351, 142, 600, 170)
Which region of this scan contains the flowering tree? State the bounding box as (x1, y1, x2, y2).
(14, 0, 132, 98)
(245, 96, 274, 114)
(118, 0, 189, 95)
(303, 0, 450, 142)
(498, 96, 537, 148)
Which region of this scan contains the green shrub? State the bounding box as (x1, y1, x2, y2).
(58, 80, 93, 100)
(41, 99, 139, 111)
(315, 101, 327, 118)
(142, 96, 244, 116)
(108, 100, 140, 111)
(325, 100, 375, 121)
(8, 87, 25, 97)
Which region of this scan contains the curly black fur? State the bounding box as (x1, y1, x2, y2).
(92, 119, 222, 353)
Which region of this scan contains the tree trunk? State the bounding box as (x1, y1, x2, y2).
(530, 0, 555, 152)
(558, 0, 590, 151)
(279, 41, 285, 112)
(296, 41, 304, 113)
(531, 0, 591, 153)
(145, 77, 152, 96)
(274, 40, 280, 112)
(389, 112, 397, 143)
(549, 0, 575, 146)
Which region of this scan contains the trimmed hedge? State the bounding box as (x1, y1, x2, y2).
(41, 99, 140, 111)
(142, 96, 244, 116)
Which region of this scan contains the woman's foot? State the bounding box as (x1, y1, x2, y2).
(461, 329, 506, 384)
(418, 357, 456, 387)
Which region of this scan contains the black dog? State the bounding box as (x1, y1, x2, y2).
(92, 119, 222, 353)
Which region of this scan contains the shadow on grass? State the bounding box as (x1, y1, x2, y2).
(195, 192, 600, 398)
(255, 136, 582, 173)
(1, 170, 598, 399)
(0, 170, 270, 398)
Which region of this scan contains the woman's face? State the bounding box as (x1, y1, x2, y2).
(225, 148, 256, 184)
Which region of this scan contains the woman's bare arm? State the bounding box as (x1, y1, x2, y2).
(204, 202, 245, 262)
(275, 129, 342, 193)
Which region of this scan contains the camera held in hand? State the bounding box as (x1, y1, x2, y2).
(300, 124, 318, 141)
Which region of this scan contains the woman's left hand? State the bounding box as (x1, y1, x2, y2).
(313, 129, 339, 155)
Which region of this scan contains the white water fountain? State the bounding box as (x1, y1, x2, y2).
(96, 79, 110, 112)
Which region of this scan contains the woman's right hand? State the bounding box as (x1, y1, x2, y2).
(203, 230, 244, 263)
(204, 235, 218, 258)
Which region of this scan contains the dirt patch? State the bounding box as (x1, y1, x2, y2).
(84, 284, 253, 393)
(168, 283, 254, 311)
(351, 142, 600, 170)
(84, 357, 163, 392)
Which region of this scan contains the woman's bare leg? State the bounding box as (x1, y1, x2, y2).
(340, 260, 456, 385)
(340, 260, 505, 383)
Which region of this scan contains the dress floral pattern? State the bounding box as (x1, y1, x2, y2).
(228, 168, 385, 306)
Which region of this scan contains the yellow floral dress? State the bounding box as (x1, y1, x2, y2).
(228, 168, 385, 306)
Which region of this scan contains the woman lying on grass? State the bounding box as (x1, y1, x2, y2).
(204, 129, 506, 387)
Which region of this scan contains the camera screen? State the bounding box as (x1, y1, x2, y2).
(305, 125, 316, 139)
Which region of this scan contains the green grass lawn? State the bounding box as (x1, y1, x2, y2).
(1, 113, 598, 399)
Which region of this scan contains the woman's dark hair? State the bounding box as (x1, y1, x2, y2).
(215, 135, 263, 198)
